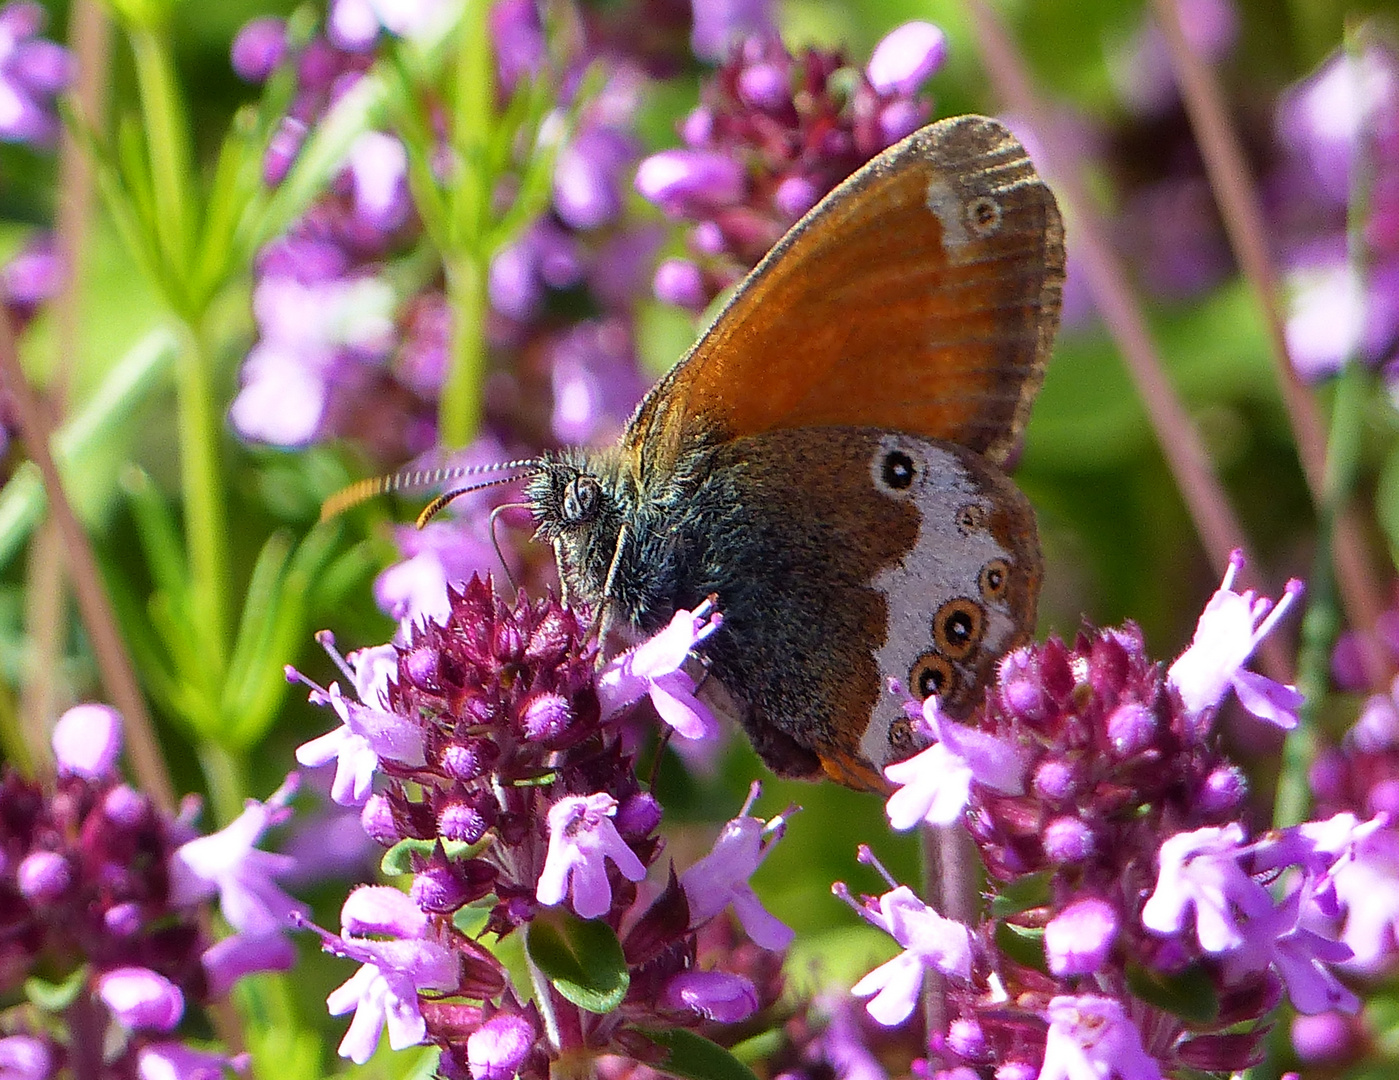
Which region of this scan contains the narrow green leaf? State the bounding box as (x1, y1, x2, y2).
(525, 911, 629, 1013)
(1375, 440, 1399, 561)
(636, 1028, 762, 1080)
(120, 467, 189, 601)
(992, 921, 1047, 974)
(1125, 961, 1219, 1025)
(24, 966, 89, 1011)
(129, 27, 196, 285)
(221, 530, 293, 740)
(381, 837, 489, 876)
(989, 870, 1053, 919)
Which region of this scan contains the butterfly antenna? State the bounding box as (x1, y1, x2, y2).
(415, 475, 529, 529)
(320, 458, 540, 523)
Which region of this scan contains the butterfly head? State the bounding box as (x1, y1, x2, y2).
(526, 448, 633, 611)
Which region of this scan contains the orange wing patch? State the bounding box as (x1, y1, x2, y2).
(626, 115, 1065, 476)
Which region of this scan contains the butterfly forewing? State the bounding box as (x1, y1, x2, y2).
(625, 114, 1065, 475)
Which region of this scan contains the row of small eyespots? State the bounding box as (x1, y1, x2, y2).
(906, 556, 1013, 703)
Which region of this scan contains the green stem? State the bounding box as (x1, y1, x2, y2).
(440, 253, 490, 447)
(175, 319, 230, 686)
(450, 0, 493, 251)
(198, 740, 249, 827)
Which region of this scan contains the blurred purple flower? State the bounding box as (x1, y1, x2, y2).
(0, 1036, 50, 1080)
(231, 17, 288, 82)
(1109, 0, 1237, 116)
(0, 2, 73, 146)
(865, 22, 947, 95)
(346, 131, 412, 233)
(1045, 897, 1119, 976)
(689, 0, 774, 62)
(135, 1043, 249, 1080)
(97, 967, 186, 1032)
(1, 232, 64, 326)
(661, 970, 759, 1023)
(329, 0, 453, 51)
(169, 775, 307, 936)
(202, 932, 298, 997)
(548, 318, 648, 445)
(554, 127, 638, 230)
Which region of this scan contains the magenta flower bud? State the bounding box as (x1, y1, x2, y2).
(681, 107, 713, 148)
(231, 17, 287, 82)
(661, 970, 759, 1023)
(999, 650, 1048, 725)
(1370, 779, 1399, 816)
(439, 739, 496, 782)
(437, 788, 494, 844)
(52, 703, 122, 780)
(103, 784, 148, 826)
(104, 901, 143, 937)
(1198, 765, 1246, 813)
(404, 645, 438, 685)
(1032, 758, 1077, 802)
(635, 150, 746, 215)
(774, 175, 820, 219)
(361, 794, 399, 845)
(410, 846, 494, 914)
(520, 693, 572, 741)
(738, 62, 788, 109)
(1106, 702, 1156, 756)
(691, 221, 725, 255)
(878, 99, 926, 146)
(866, 21, 947, 94)
(614, 792, 662, 838)
(466, 1012, 536, 1080)
(947, 1018, 987, 1058)
(654, 258, 707, 310)
(97, 967, 185, 1031)
(1043, 816, 1094, 864)
(17, 850, 70, 901)
(1045, 898, 1119, 976)
(994, 1063, 1037, 1080)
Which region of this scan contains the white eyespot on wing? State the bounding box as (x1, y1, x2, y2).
(860, 435, 1019, 770)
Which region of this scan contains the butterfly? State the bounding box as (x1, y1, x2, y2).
(523, 114, 1065, 791)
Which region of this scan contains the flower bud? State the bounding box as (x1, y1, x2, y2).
(1045, 897, 1119, 975)
(1198, 766, 1247, 814)
(661, 970, 759, 1023)
(97, 967, 185, 1031)
(1106, 702, 1156, 757)
(866, 21, 947, 94)
(466, 1012, 536, 1080)
(437, 787, 495, 844)
(52, 704, 122, 780)
(361, 794, 400, 845)
(17, 851, 71, 901)
(1043, 816, 1095, 864)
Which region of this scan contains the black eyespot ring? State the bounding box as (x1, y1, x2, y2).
(933, 598, 984, 661)
(966, 195, 1002, 236)
(979, 558, 1010, 601)
(910, 652, 956, 701)
(562, 475, 602, 524)
(881, 450, 916, 491)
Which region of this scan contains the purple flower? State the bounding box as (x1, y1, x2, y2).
(294, 642, 426, 806)
(553, 127, 637, 230)
(16, 850, 70, 901)
(1312, 825, 1399, 973)
(536, 793, 647, 919)
(679, 782, 793, 950)
(51, 703, 122, 780)
(202, 933, 298, 997)
(596, 601, 723, 739)
(865, 22, 947, 96)
(96, 967, 185, 1032)
(231, 18, 287, 82)
(1045, 897, 1120, 976)
(548, 318, 648, 446)
(0, 2, 73, 147)
(1038, 996, 1162, 1080)
(689, 0, 774, 62)
(661, 970, 760, 1023)
(168, 775, 307, 936)
(1141, 823, 1272, 953)
(634, 150, 747, 217)
(883, 696, 1027, 830)
(1166, 550, 1304, 728)
(1, 232, 64, 324)
(135, 1043, 248, 1080)
(848, 885, 972, 1026)
(466, 1012, 536, 1080)
(0, 1036, 50, 1080)
(346, 131, 411, 232)
(653, 258, 707, 310)
(1223, 889, 1359, 1014)
(302, 889, 460, 1064)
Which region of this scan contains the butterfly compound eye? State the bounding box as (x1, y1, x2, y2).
(562, 476, 602, 524)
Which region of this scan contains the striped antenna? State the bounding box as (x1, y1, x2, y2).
(319, 458, 539, 523)
(415, 475, 531, 529)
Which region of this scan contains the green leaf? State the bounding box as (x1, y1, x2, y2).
(989, 870, 1053, 919)
(993, 920, 1047, 974)
(525, 910, 629, 1013)
(25, 966, 89, 1011)
(635, 1028, 762, 1080)
(1125, 961, 1219, 1024)
(381, 837, 489, 877)
(1376, 440, 1399, 561)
